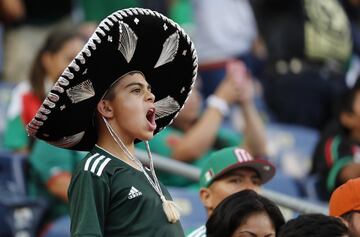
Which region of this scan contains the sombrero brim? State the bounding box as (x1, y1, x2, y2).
(26, 8, 198, 151)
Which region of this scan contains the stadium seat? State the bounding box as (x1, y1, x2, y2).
(263, 170, 304, 198)
(0, 81, 16, 148)
(168, 187, 207, 233)
(302, 174, 329, 203)
(43, 216, 70, 237)
(266, 123, 319, 179)
(0, 150, 46, 237)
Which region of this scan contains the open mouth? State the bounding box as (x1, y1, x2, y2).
(146, 108, 157, 130)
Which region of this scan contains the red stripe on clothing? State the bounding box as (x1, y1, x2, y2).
(21, 92, 41, 125)
(325, 138, 334, 167)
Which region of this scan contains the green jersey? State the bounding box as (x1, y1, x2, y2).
(69, 145, 185, 237)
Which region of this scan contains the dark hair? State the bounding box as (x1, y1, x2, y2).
(337, 80, 360, 115)
(29, 27, 84, 100)
(206, 189, 285, 237)
(102, 71, 142, 101)
(278, 213, 348, 237)
(341, 210, 357, 223)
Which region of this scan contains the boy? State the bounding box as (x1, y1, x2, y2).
(27, 8, 197, 237)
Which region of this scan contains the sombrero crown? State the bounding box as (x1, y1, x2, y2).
(26, 8, 198, 151)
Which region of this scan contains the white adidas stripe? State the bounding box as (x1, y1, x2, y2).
(96, 158, 111, 176)
(84, 153, 99, 171)
(90, 155, 105, 173)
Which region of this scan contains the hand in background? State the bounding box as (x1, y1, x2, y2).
(225, 60, 255, 106)
(0, 0, 25, 23)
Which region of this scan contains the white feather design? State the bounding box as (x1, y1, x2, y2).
(48, 131, 85, 148)
(154, 32, 180, 68)
(154, 96, 180, 120)
(66, 80, 95, 104)
(118, 22, 138, 63)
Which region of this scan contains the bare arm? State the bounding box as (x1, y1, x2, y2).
(237, 79, 267, 157)
(170, 72, 243, 162)
(241, 100, 267, 157)
(227, 61, 267, 157)
(0, 0, 25, 23)
(338, 163, 360, 184)
(47, 172, 72, 202)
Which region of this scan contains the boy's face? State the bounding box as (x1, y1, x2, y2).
(103, 72, 156, 142)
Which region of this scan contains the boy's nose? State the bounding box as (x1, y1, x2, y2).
(147, 91, 155, 102)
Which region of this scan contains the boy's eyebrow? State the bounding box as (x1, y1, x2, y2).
(125, 82, 151, 90)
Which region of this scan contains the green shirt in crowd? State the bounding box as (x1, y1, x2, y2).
(28, 140, 85, 224)
(80, 0, 142, 22)
(69, 145, 185, 237)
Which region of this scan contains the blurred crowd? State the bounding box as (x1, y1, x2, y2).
(0, 0, 360, 236)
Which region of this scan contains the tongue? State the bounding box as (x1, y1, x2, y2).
(150, 113, 156, 125)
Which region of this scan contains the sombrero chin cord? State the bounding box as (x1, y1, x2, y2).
(102, 116, 180, 223)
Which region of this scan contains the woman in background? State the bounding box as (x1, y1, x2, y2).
(3, 27, 85, 153)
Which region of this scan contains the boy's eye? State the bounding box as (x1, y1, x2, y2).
(132, 88, 141, 93)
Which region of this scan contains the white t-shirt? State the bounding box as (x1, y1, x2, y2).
(192, 0, 257, 64)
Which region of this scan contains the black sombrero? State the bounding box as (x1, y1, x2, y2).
(26, 8, 198, 151)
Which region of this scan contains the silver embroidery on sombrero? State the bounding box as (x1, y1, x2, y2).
(69, 60, 80, 72)
(154, 96, 180, 120)
(35, 112, 48, 121)
(48, 92, 60, 102)
(48, 131, 85, 148)
(44, 98, 55, 108)
(39, 105, 51, 115)
(66, 80, 95, 104)
(26, 8, 199, 148)
(58, 77, 69, 86)
(118, 22, 138, 63)
(63, 68, 74, 79)
(154, 31, 179, 68)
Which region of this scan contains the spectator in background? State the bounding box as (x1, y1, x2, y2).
(75, 1, 143, 39)
(78, 0, 142, 23)
(137, 61, 267, 187)
(250, 0, 352, 129)
(341, 0, 360, 57)
(329, 178, 360, 237)
(3, 27, 85, 153)
(206, 190, 285, 237)
(27, 140, 85, 235)
(188, 147, 275, 237)
(311, 80, 360, 200)
(278, 214, 349, 237)
(190, 0, 263, 99)
(2, 0, 74, 83)
(0, 0, 25, 77)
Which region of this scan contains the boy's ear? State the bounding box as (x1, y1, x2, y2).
(97, 100, 113, 118)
